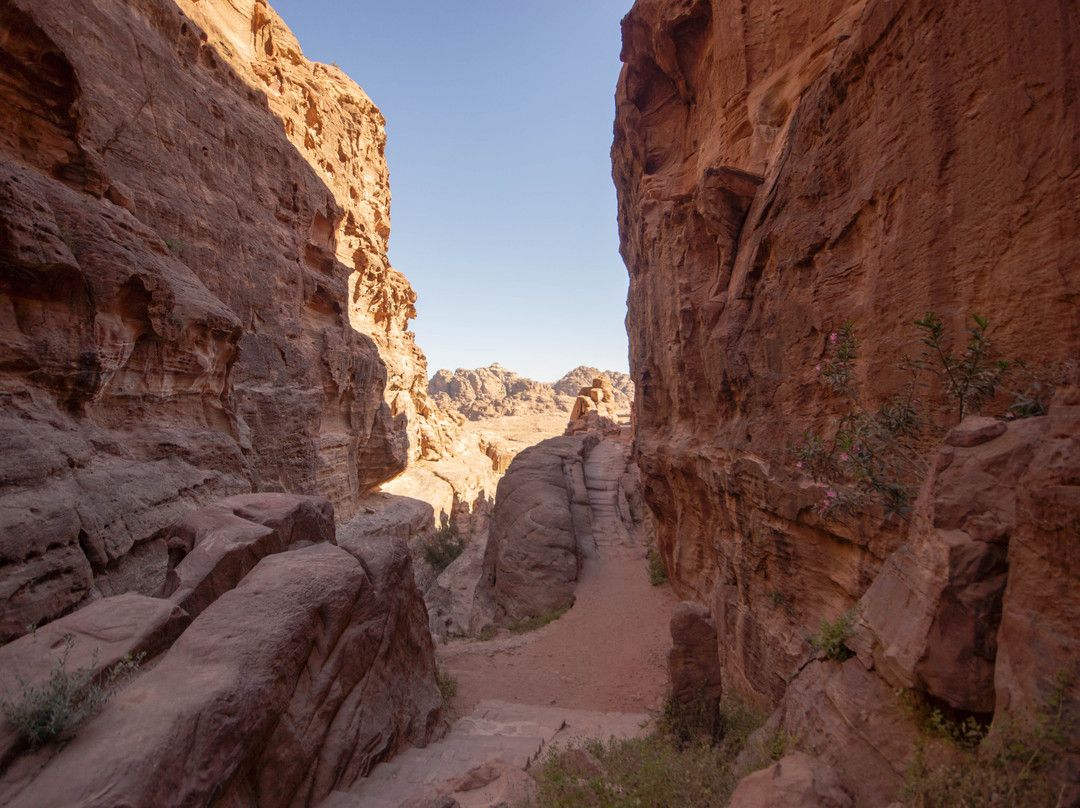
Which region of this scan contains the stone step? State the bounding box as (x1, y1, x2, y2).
(314, 700, 649, 808)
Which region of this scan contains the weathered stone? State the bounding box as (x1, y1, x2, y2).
(162, 493, 335, 618)
(668, 601, 723, 704)
(0, 593, 189, 768)
(770, 660, 919, 806)
(474, 436, 595, 625)
(614, 0, 1080, 711)
(727, 752, 854, 808)
(994, 368, 1080, 799)
(855, 416, 1044, 713)
(0, 542, 443, 808)
(0, 0, 449, 636)
(429, 364, 633, 421)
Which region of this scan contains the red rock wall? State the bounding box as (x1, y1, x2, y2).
(0, 0, 438, 639)
(614, 0, 1080, 705)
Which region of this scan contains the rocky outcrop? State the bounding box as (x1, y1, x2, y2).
(614, 0, 1080, 710)
(0, 495, 444, 807)
(0, 0, 444, 638)
(668, 601, 723, 705)
(429, 364, 633, 421)
(473, 435, 596, 626)
(551, 366, 634, 413)
(726, 752, 854, 808)
(565, 375, 622, 437)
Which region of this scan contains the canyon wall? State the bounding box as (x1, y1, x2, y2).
(614, 0, 1079, 709)
(0, 0, 441, 640)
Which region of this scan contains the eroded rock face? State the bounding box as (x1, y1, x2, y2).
(0, 496, 444, 808)
(429, 364, 633, 421)
(0, 0, 441, 638)
(615, 0, 1080, 707)
(726, 752, 854, 808)
(473, 435, 595, 626)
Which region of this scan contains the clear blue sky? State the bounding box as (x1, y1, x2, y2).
(269, 1, 635, 383)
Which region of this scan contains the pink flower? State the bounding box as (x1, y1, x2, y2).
(837, 361, 845, 367)
(796, 461, 804, 468)
(830, 332, 838, 343)
(839, 452, 849, 462)
(827, 490, 837, 499)
(1005, 412, 1016, 419)
(815, 364, 822, 372)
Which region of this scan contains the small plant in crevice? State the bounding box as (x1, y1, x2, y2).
(766, 589, 794, 616)
(508, 605, 570, 635)
(790, 314, 1057, 521)
(421, 517, 465, 574)
(902, 671, 1073, 808)
(648, 547, 668, 586)
(162, 237, 187, 253)
(808, 607, 857, 662)
(435, 666, 457, 708)
(1, 636, 143, 748)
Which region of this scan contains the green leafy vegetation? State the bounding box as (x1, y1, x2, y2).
(808, 608, 857, 662)
(421, 519, 465, 573)
(435, 666, 458, 706)
(647, 548, 668, 586)
(902, 672, 1072, 807)
(508, 606, 570, 635)
(523, 693, 775, 808)
(1, 636, 142, 748)
(791, 315, 1061, 520)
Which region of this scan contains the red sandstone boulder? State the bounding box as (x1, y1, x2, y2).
(473, 436, 595, 625)
(0, 542, 443, 808)
(668, 601, 723, 704)
(162, 493, 335, 618)
(727, 752, 854, 808)
(854, 415, 1045, 713)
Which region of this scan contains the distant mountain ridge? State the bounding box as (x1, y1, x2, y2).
(429, 364, 634, 421)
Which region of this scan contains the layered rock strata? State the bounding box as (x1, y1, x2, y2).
(615, 0, 1080, 709)
(0, 494, 444, 807)
(429, 364, 634, 420)
(0, 0, 443, 638)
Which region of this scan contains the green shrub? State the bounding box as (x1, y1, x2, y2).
(1, 636, 142, 748)
(508, 606, 569, 635)
(476, 625, 497, 642)
(647, 548, 668, 586)
(524, 695, 769, 808)
(902, 672, 1071, 807)
(435, 666, 458, 706)
(808, 608, 856, 661)
(790, 314, 1056, 520)
(421, 520, 465, 573)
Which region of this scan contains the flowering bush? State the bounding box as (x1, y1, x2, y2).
(792, 314, 1053, 520)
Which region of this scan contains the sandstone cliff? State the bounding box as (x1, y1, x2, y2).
(429, 364, 634, 420)
(615, 0, 1079, 801)
(0, 0, 442, 640)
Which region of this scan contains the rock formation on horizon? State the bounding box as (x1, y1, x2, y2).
(0, 0, 454, 640)
(429, 363, 633, 420)
(615, 0, 1079, 802)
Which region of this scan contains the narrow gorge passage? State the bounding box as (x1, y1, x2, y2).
(437, 436, 677, 715)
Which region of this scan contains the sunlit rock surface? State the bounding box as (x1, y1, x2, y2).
(0, 0, 448, 639)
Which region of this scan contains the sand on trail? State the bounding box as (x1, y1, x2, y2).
(436, 530, 679, 717)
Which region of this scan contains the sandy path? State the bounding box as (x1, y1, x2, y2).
(436, 508, 678, 716)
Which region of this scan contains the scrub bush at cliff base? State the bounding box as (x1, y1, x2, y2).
(790, 314, 1062, 520)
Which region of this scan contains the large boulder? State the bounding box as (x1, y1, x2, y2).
(0, 495, 444, 808)
(727, 752, 854, 808)
(473, 435, 595, 626)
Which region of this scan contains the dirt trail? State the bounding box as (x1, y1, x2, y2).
(437, 441, 678, 717)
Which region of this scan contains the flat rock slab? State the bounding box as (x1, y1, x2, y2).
(3, 544, 371, 807)
(320, 700, 648, 808)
